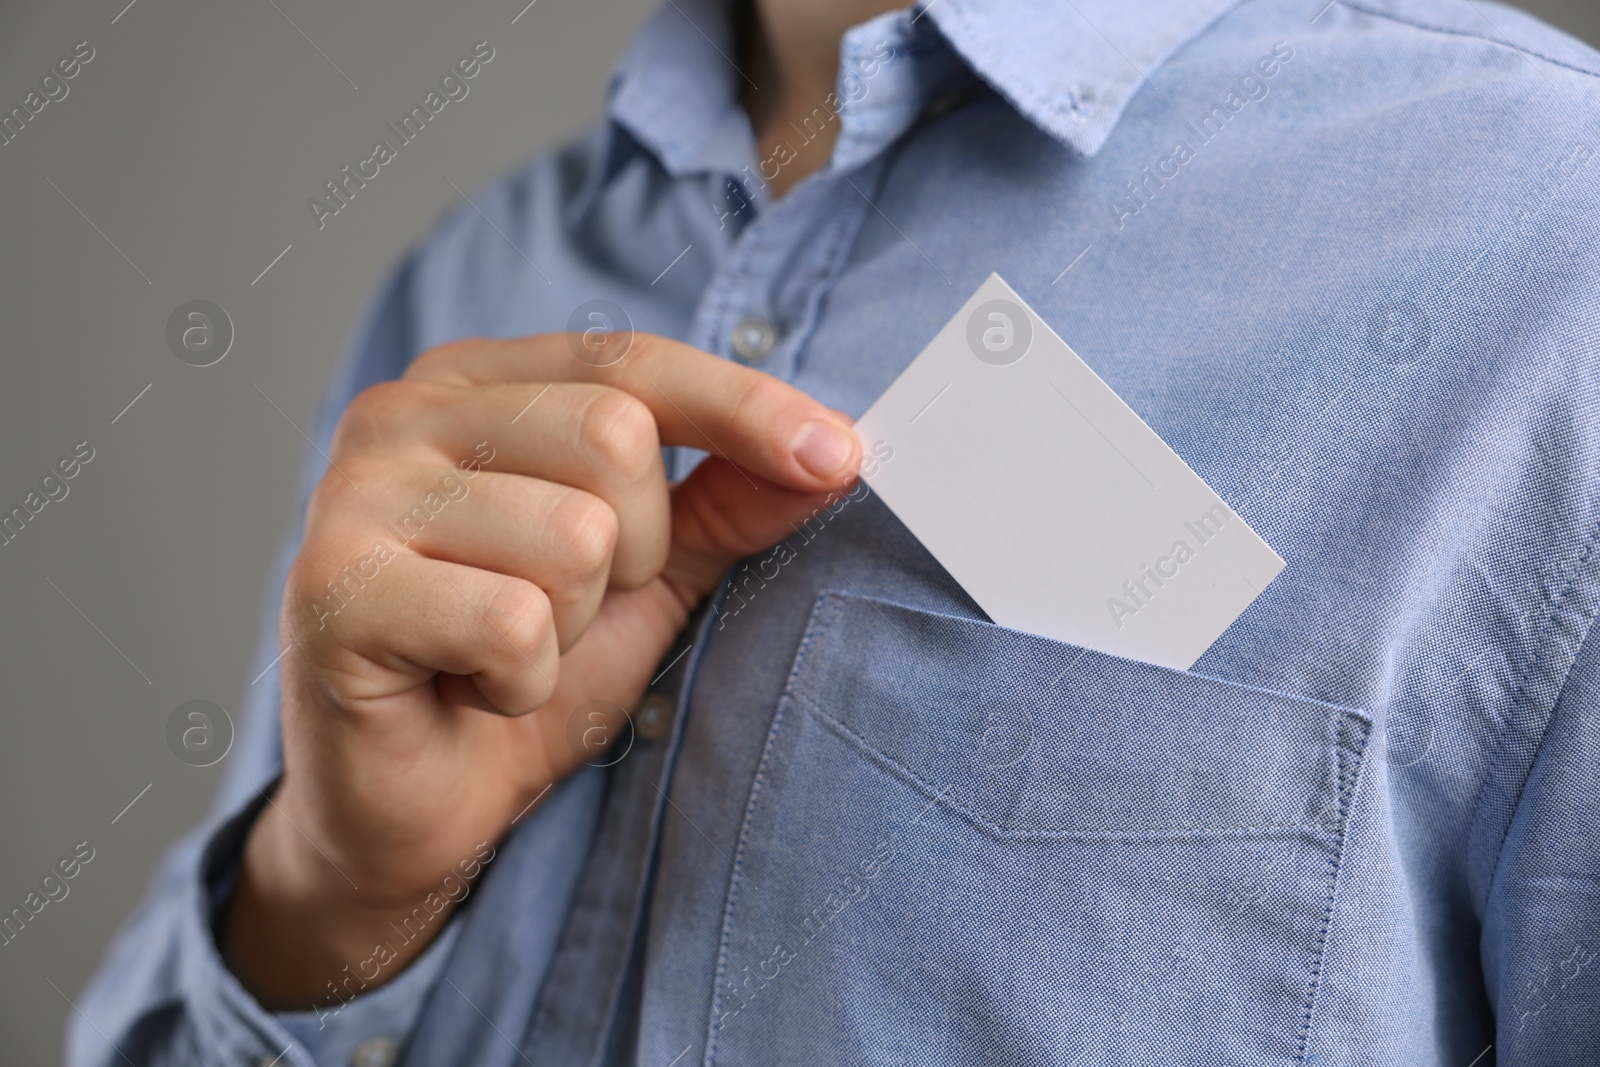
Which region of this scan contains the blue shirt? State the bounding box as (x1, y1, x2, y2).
(71, 0, 1600, 1063)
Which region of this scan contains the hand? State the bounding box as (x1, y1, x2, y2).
(222, 333, 860, 1008)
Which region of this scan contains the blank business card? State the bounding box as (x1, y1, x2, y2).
(852, 273, 1283, 671)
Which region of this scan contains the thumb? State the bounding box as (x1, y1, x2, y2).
(661, 456, 856, 607)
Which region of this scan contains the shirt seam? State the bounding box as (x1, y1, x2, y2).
(1294, 714, 1374, 1063)
(1334, 0, 1600, 80)
(800, 690, 1369, 840)
(932, 0, 1094, 135)
(1465, 514, 1600, 911)
(700, 593, 834, 1066)
(785, 163, 885, 379)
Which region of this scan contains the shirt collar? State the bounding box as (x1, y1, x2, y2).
(572, 0, 1241, 216)
(923, 0, 1243, 156)
(569, 0, 749, 220)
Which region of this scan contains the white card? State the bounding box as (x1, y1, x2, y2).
(852, 274, 1284, 671)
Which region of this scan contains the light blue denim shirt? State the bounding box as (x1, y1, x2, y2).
(72, 0, 1600, 1063)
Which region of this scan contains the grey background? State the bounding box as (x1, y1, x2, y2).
(0, 0, 1594, 1061)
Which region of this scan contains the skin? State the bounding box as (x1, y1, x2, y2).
(224, 1, 900, 1007)
(744, 0, 905, 197)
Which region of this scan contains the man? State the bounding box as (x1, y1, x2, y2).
(74, 0, 1600, 1062)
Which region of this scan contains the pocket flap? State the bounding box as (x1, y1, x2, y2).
(787, 591, 1370, 836)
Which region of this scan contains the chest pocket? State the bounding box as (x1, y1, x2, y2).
(703, 591, 1369, 1066)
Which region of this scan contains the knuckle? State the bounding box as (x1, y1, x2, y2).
(284, 542, 360, 636)
(579, 389, 659, 484)
(284, 550, 328, 609)
(547, 489, 618, 578)
(332, 380, 414, 455)
(479, 581, 551, 666)
(597, 330, 666, 386)
(305, 463, 362, 523)
(305, 452, 395, 523)
(726, 372, 784, 431)
(406, 337, 484, 381)
(623, 330, 665, 366)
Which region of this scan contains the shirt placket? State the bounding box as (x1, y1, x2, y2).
(522, 19, 934, 1066)
(519, 167, 884, 1067)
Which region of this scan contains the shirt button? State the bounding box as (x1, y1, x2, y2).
(634, 693, 676, 742)
(350, 1037, 398, 1067)
(730, 317, 779, 364)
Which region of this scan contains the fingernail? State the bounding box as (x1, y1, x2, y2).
(792, 420, 856, 479)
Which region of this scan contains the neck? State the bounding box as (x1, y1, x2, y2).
(741, 0, 903, 198)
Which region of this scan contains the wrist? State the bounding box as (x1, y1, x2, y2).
(220, 795, 467, 1010)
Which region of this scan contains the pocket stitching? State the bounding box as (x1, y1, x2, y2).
(792, 591, 1372, 841)
(702, 593, 842, 1067)
(799, 689, 1369, 842)
(802, 590, 1375, 724)
(1293, 713, 1373, 1062)
(705, 592, 1375, 1062)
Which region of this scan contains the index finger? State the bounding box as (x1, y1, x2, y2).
(405, 334, 861, 492)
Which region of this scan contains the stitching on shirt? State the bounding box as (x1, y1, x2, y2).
(1465, 515, 1600, 912)
(702, 596, 837, 1065)
(1294, 713, 1373, 1062)
(695, 168, 778, 364)
(1335, 0, 1600, 80)
(707, 591, 1374, 1062)
(932, 0, 1093, 136)
(1470, 522, 1600, 865)
(798, 688, 1366, 841)
(781, 180, 867, 374)
(806, 591, 1376, 724)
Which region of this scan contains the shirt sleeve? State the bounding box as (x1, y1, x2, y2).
(65, 256, 445, 1067)
(1481, 608, 1600, 1062)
